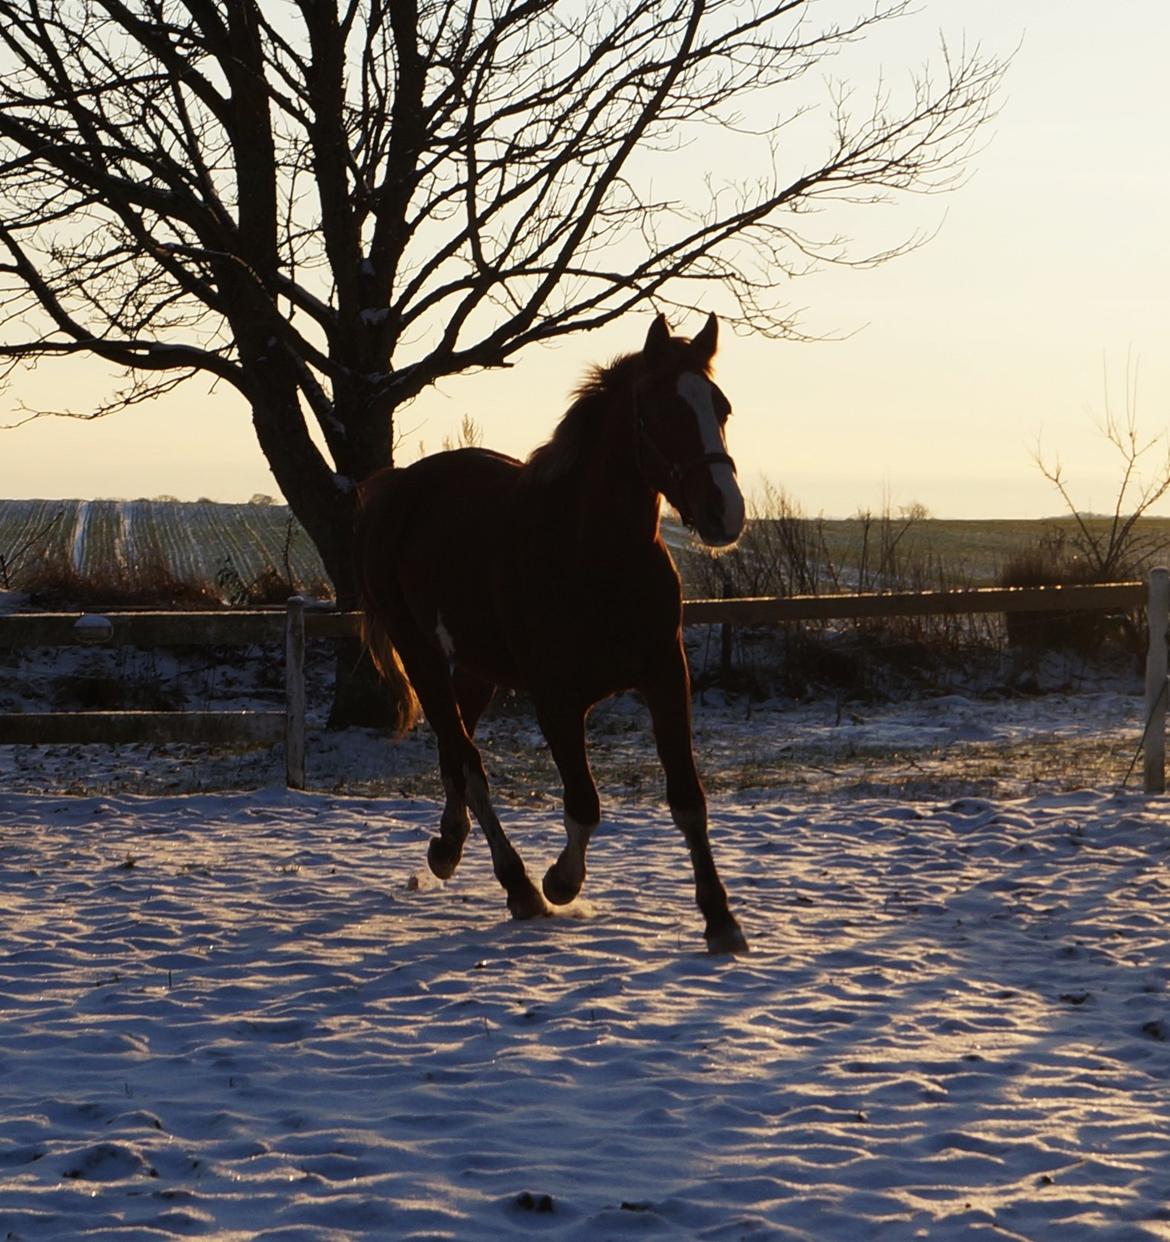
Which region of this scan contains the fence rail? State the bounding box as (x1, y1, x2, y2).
(0, 575, 1165, 792)
(0, 606, 355, 648)
(681, 581, 1148, 625)
(0, 581, 1148, 647)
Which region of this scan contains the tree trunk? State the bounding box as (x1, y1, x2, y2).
(326, 566, 411, 733)
(327, 636, 400, 731)
(316, 513, 418, 732)
(243, 378, 411, 730)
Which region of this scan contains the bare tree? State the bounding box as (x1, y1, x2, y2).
(0, 0, 1003, 716)
(1035, 356, 1170, 580)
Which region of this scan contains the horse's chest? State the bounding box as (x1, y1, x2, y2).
(497, 551, 678, 694)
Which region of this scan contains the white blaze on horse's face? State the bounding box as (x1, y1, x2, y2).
(676, 372, 746, 547)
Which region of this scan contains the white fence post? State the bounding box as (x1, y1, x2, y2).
(1144, 568, 1169, 794)
(285, 595, 307, 790)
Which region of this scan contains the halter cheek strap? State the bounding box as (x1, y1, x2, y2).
(635, 415, 737, 530)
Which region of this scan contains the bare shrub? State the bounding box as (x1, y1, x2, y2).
(443, 415, 485, 453)
(683, 486, 998, 699)
(216, 552, 332, 609)
(685, 482, 833, 601)
(0, 506, 68, 589)
(999, 529, 1138, 657)
(1012, 360, 1161, 660)
(852, 503, 938, 592)
(22, 556, 218, 611)
(1035, 356, 1170, 580)
(51, 656, 186, 712)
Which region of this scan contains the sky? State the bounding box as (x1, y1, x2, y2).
(2, 1, 1168, 520)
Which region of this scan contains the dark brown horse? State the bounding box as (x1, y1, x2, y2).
(354, 313, 748, 953)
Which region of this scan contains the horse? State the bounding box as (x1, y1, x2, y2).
(353, 313, 749, 953)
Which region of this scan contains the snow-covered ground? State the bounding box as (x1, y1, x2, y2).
(4, 782, 1170, 1240)
(3, 599, 1170, 1239)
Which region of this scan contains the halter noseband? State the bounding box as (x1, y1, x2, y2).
(634, 403, 737, 531)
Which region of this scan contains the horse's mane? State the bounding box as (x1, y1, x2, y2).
(520, 334, 715, 485)
(519, 352, 642, 485)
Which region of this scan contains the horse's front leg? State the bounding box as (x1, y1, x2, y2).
(535, 702, 600, 905)
(641, 637, 748, 954)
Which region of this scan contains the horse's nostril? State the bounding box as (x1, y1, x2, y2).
(710, 481, 744, 543)
(705, 482, 725, 521)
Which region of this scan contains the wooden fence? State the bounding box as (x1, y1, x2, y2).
(0, 572, 1167, 792)
(0, 598, 350, 788)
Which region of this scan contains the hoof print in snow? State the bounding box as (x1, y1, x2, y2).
(514, 1191, 555, 1213)
(1142, 1019, 1168, 1041)
(1060, 991, 1091, 1005)
(620, 1200, 656, 1213)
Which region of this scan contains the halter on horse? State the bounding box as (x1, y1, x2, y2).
(355, 312, 749, 952)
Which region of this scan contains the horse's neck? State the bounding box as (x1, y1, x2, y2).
(578, 405, 662, 549)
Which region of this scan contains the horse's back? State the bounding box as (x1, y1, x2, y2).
(361, 447, 520, 545)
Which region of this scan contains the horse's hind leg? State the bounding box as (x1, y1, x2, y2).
(536, 702, 600, 905)
(459, 754, 547, 920)
(641, 638, 748, 954)
(428, 668, 496, 881)
(394, 631, 545, 919)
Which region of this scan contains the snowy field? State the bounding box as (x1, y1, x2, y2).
(3, 582, 1169, 1240)
(4, 673, 1170, 1238)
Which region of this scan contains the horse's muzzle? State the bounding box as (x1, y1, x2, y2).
(685, 458, 745, 549)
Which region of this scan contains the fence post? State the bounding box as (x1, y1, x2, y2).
(720, 573, 734, 683)
(1144, 567, 1169, 794)
(285, 595, 306, 790)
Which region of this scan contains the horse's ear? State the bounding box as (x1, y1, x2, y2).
(643, 313, 671, 364)
(691, 312, 718, 363)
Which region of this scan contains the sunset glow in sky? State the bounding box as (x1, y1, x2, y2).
(2, 1, 1167, 519)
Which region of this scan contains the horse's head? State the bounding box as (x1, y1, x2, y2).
(634, 312, 746, 549)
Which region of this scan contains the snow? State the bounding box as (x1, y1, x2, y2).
(3, 645, 1170, 1238)
(4, 782, 1170, 1239)
(0, 590, 31, 614)
(69, 501, 90, 573)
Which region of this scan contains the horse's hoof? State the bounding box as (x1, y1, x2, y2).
(705, 920, 749, 955)
(427, 836, 462, 881)
(542, 862, 583, 906)
(508, 881, 550, 921)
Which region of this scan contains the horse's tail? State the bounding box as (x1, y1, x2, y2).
(353, 470, 423, 736)
(359, 609, 423, 737)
